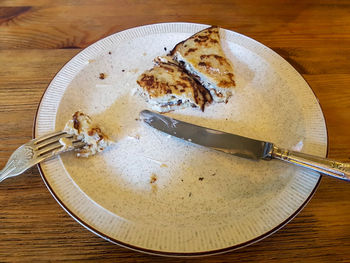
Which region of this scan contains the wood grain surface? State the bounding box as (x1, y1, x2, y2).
(0, 0, 349, 262)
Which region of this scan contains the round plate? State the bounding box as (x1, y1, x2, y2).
(34, 23, 327, 256)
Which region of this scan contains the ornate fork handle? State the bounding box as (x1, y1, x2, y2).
(0, 132, 84, 183)
(0, 144, 38, 182)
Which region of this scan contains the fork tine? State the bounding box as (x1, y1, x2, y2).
(37, 138, 84, 157)
(69, 139, 86, 151)
(72, 140, 86, 149)
(33, 131, 67, 145)
(37, 141, 63, 157)
(35, 133, 74, 150)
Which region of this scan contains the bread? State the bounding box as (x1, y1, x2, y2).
(137, 57, 212, 112)
(170, 26, 235, 102)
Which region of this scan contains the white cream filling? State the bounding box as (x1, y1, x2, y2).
(136, 85, 198, 112)
(175, 52, 233, 102)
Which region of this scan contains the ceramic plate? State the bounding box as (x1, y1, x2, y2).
(34, 23, 327, 256)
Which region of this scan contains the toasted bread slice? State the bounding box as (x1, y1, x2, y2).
(170, 26, 235, 102)
(137, 58, 212, 112)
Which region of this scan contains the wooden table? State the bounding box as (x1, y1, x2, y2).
(0, 0, 349, 262)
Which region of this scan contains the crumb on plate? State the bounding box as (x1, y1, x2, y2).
(150, 173, 157, 184)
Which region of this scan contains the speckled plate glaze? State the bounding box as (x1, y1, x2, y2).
(34, 23, 327, 256)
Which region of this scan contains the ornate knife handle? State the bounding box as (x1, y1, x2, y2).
(270, 146, 350, 181)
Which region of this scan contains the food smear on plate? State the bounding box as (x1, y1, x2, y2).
(64, 111, 113, 157)
(136, 26, 235, 112)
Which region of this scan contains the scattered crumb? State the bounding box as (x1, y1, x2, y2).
(189, 192, 192, 197)
(122, 69, 125, 72)
(181, 179, 184, 182)
(164, 47, 167, 51)
(188, 138, 192, 142)
(211, 173, 216, 176)
(143, 52, 147, 56)
(88, 59, 96, 63)
(160, 163, 168, 168)
(199, 177, 204, 181)
(150, 174, 158, 193)
(150, 173, 157, 184)
(225, 118, 228, 121)
(135, 118, 139, 121)
(108, 51, 112, 55)
(99, 73, 106, 79)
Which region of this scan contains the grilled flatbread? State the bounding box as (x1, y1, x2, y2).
(137, 58, 212, 112)
(170, 26, 235, 102)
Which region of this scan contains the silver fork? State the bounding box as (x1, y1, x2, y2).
(0, 131, 86, 182)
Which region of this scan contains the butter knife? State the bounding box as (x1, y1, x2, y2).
(140, 110, 350, 182)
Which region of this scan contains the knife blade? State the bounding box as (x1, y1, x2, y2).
(140, 110, 273, 160)
(139, 110, 350, 181)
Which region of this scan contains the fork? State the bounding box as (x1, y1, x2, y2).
(0, 131, 85, 182)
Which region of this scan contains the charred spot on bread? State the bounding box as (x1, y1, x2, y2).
(184, 48, 198, 56)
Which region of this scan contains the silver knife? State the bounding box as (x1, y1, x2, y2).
(140, 110, 350, 182)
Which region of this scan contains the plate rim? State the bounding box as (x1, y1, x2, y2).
(33, 22, 328, 257)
